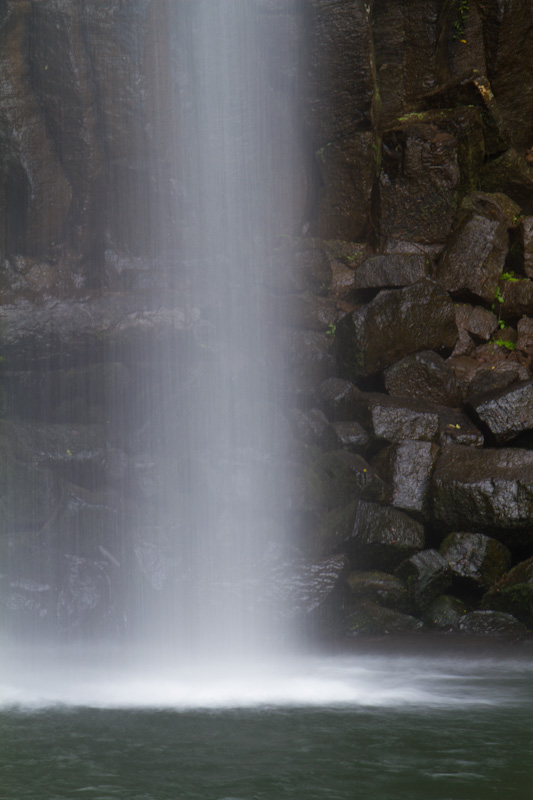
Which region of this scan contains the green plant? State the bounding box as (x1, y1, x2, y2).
(493, 338, 516, 351)
(326, 322, 337, 339)
(500, 271, 519, 282)
(452, 0, 469, 41)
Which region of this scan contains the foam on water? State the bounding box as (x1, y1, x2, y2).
(2, 647, 531, 711)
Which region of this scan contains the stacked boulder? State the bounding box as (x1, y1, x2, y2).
(281, 0, 533, 639)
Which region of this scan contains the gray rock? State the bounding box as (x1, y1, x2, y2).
(440, 532, 511, 591)
(331, 420, 369, 453)
(458, 610, 526, 637)
(395, 549, 452, 611)
(384, 350, 460, 407)
(346, 570, 410, 612)
(466, 362, 528, 401)
(317, 378, 361, 421)
(353, 254, 430, 289)
(500, 278, 533, 318)
(423, 595, 467, 631)
(345, 601, 423, 637)
(388, 440, 440, 516)
(287, 407, 338, 448)
(454, 303, 498, 342)
(481, 556, 533, 627)
(337, 280, 457, 378)
(431, 446, 533, 542)
(436, 212, 508, 302)
(357, 393, 483, 447)
(348, 501, 425, 572)
(469, 379, 533, 443)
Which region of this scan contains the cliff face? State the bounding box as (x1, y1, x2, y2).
(2, 0, 533, 641)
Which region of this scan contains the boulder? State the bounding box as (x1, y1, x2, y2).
(384, 350, 460, 406)
(454, 303, 498, 343)
(347, 501, 425, 572)
(345, 600, 423, 637)
(353, 254, 430, 290)
(317, 378, 361, 421)
(465, 362, 528, 402)
(395, 549, 452, 611)
(431, 446, 533, 543)
(336, 280, 457, 378)
(480, 149, 533, 212)
(287, 407, 338, 448)
(458, 610, 526, 637)
(346, 570, 410, 612)
(468, 379, 533, 444)
(440, 532, 512, 592)
(481, 556, 533, 628)
(356, 393, 483, 447)
(386, 440, 440, 517)
(500, 278, 533, 319)
(331, 421, 369, 453)
(310, 501, 359, 557)
(436, 212, 508, 302)
(423, 595, 467, 631)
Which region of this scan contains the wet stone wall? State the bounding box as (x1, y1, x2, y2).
(279, 0, 533, 640)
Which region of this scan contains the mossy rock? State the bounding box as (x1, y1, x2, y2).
(481, 557, 533, 627)
(345, 600, 423, 637)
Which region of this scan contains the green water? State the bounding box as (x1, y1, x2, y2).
(2, 654, 533, 800)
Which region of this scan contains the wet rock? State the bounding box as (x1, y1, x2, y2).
(347, 501, 425, 572)
(516, 316, 533, 360)
(469, 379, 533, 444)
(431, 446, 533, 542)
(459, 191, 522, 228)
(387, 440, 440, 517)
(336, 280, 457, 379)
(2, 362, 131, 423)
(353, 254, 430, 290)
(310, 500, 359, 557)
(278, 329, 335, 385)
(346, 570, 410, 612)
(265, 248, 332, 296)
(316, 132, 376, 241)
(454, 303, 498, 343)
(423, 595, 467, 631)
(287, 408, 338, 449)
(279, 291, 338, 332)
(372, 0, 442, 124)
(440, 533, 512, 592)
(357, 393, 483, 447)
(521, 217, 533, 278)
(317, 378, 361, 421)
(480, 149, 533, 211)
(481, 557, 533, 628)
(274, 554, 350, 635)
(0, 294, 201, 369)
(395, 549, 452, 612)
(378, 123, 460, 249)
(384, 350, 460, 406)
(499, 278, 533, 318)
(458, 610, 526, 637)
(345, 600, 423, 637)
(303, 0, 374, 144)
(465, 362, 528, 402)
(297, 451, 384, 514)
(331, 421, 369, 453)
(436, 211, 508, 302)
